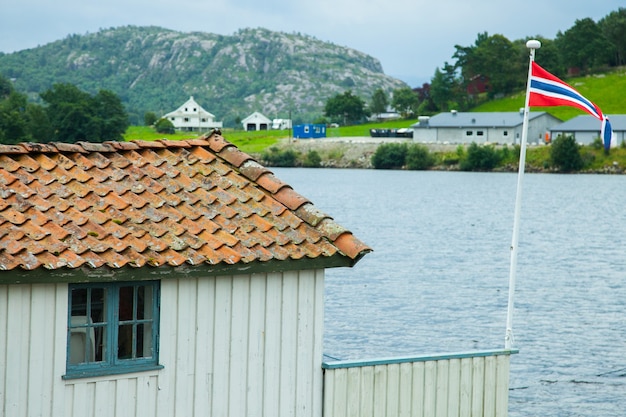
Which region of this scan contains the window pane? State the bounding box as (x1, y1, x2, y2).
(137, 323, 153, 358)
(119, 286, 135, 321)
(118, 324, 134, 359)
(90, 287, 106, 324)
(71, 288, 87, 316)
(94, 327, 106, 362)
(70, 287, 106, 364)
(138, 286, 154, 320)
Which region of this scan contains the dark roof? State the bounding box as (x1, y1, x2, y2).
(0, 133, 371, 276)
(551, 115, 626, 132)
(412, 111, 558, 128)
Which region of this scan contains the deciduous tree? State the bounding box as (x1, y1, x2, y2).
(40, 83, 128, 143)
(391, 87, 419, 118)
(555, 18, 614, 71)
(599, 8, 626, 66)
(369, 88, 389, 119)
(323, 90, 369, 125)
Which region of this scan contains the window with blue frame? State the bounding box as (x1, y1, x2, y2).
(65, 281, 161, 379)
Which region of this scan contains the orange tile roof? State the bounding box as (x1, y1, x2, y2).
(0, 133, 371, 274)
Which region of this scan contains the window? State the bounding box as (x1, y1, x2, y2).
(466, 131, 473, 136)
(65, 281, 161, 379)
(184, 117, 189, 122)
(477, 131, 484, 136)
(503, 131, 509, 136)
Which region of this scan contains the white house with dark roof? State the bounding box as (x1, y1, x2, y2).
(163, 96, 223, 132)
(550, 115, 626, 145)
(242, 111, 271, 131)
(412, 110, 562, 145)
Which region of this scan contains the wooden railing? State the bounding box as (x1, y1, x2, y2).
(322, 349, 518, 417)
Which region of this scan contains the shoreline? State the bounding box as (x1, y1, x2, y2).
(255, 136, 625, 174)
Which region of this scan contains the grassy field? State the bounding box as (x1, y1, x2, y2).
(473, 67, 626, 120)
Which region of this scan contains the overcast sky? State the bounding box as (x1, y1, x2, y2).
(0, 0, 622, 87)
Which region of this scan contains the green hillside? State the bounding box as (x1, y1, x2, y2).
(472, 67, 626, 120)
(0, 26, 406, 127)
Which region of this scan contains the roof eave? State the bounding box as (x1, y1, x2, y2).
(0, 254, 370, 285)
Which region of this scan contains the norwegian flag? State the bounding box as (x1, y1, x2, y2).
(529, 62, 614, 150)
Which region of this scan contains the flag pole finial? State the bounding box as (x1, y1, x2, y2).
(526, 39, 541, 50)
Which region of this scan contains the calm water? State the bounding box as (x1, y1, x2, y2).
(273, 168, 626, 417)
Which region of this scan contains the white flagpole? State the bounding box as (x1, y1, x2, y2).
(505, 39, 541, 350)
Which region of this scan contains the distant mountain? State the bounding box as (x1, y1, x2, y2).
(0, 26, 407, 126)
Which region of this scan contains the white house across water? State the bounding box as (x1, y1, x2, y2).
(412, 110, 562, 145)
(163, 96, 223, 132)
(242, 111, 272, 131)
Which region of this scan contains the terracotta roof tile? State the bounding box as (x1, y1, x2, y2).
(0, 132, 371, 274)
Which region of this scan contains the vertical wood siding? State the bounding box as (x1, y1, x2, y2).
(323, 351, 516, 417)
(0, 269, 324, 417)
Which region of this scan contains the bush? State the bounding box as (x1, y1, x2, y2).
(459, 143, 502, 171)
(261, 147, 299, 167)
(371, 142, 407, 169)
(144, 112, 158, 126)
(405, 144, 435, 170)
(155, 118, 175, 134)
(303, 150, 322, 168)
(550, 135, 584, 172)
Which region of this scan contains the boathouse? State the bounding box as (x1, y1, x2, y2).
(0, 133, 371, 416)
(241, 111, 272, 131)
(0, 132, 517, 416)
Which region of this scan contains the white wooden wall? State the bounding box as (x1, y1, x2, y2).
(323, 351, 516, 417)
(0, 269, 325, 417)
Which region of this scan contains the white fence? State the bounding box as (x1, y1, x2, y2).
(322, 349, 517, 417)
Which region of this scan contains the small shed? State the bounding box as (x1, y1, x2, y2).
(550, 114, 626, 145)
(294, 124, 326, 139)
(411, 110, 562, 145)
(242, 112, 271, 131)
(0, 134, 371, 417)
(163, 96, 223, 132)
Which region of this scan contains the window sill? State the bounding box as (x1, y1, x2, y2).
(63, 364, 164, 383)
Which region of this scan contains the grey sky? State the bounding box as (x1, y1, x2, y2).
(0, 0, 622, 86)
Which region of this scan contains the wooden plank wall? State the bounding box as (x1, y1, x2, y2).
(0, 269, 325, 417)
(323, 351, 516, 417)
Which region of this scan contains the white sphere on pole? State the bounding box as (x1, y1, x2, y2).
(526, 40, 541, 49)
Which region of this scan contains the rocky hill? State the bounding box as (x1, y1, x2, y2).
(0, 26, 407, 126)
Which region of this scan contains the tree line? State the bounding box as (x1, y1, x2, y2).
(324, 8, 626, 123)
(0, 75, 128, 144)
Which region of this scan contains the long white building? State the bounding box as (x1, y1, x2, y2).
(412, 110, 562, 145)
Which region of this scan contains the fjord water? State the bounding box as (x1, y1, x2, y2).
(273, 168, 626, 417)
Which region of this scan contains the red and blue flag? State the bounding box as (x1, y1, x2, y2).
(529, 62, 614, 150)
